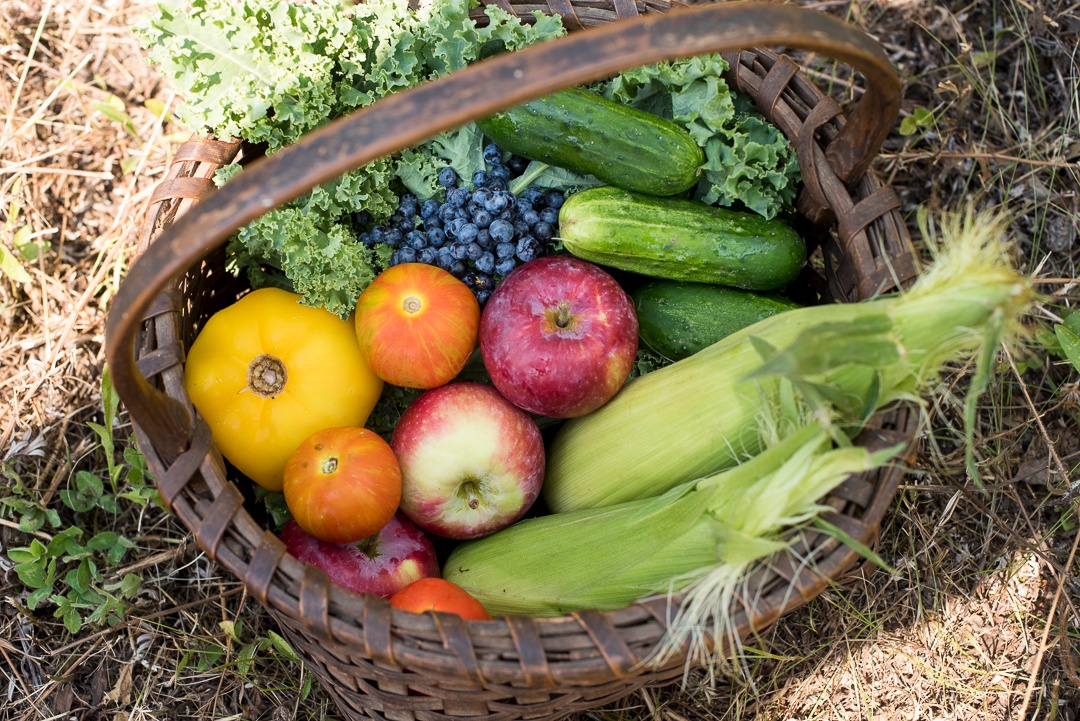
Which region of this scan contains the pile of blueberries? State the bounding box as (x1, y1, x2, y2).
(358, 143, 564, 305)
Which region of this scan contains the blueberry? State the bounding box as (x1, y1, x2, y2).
(427, 227, 447, 247)
(475, 251, 496, 275)
(424, 216, 443, 231)
(516, 235, 540, 263)
(485, 191, 510, 214)
(507, 155, 529, 175)
(471, 170, 489, 188)
(438, 166, 458, 188)
(544, 190, 565, 209)
(353, 209, 373, 227)
(450, 260, 469, 278)
(397, 220, 414, 235)
(383, 228, 402, 247)
(472, 209, 493, 229)
(476, 229, 492, 249)
(463, 271, 479, 288)
(418, 247, 438, 265)
(514, 198, 533, 216)
(485, 177, 506, 192)
(438, 204, 456, 223)
(399, 246, 418, 263)
(466, 242, 484, 261)
(472, 187, 493, 206)
(389, 250, 402, 266)
(457, 223, 479, 244)
(447, 217, 466, 238)
(475, 289, 492, 306)
(483, 143, 502, 166)
(420, 198, 440, 219)
(450, 242, 468, 261)
(399, 193, 418, 214)
(489, 218, 514, 244)
(523, 187, 544, 205)
(513, 220, 531, 238)
(495, 256, 517, 276)
(490, 165, 511, 184)
(495, 241, 516, 259)
(448, 186, 470, 207)
(407, 230, 427, 250)
(358, 231, 373, 247)
(539, 207, 560, 225)
(533, 221, 554, 243)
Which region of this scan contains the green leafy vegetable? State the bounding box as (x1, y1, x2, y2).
(136, 0, 565, 314)
(602, 55, 800, 219)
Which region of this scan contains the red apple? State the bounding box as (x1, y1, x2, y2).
(279, 513, 439, 598)
(391, 382, 545, 540)
(480, 256, 638, 418)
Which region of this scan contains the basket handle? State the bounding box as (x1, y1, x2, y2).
(106, 1, 900, 462)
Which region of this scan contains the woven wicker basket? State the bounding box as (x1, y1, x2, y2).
(107, 2, 922, 719)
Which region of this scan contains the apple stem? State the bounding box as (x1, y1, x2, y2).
(555, 300, 571, 329)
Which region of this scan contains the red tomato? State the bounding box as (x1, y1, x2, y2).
(354, 263, 480, 389)
(389, 577, 492, 620)
(283, 427, 402, 544)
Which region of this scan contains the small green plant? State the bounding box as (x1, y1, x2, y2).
(1, 177, 46, 283)
(4, 368, 160, 633)
(899, 106, 938, 137)
(174, 619, 315, 700)
(1054, 310, 1080, 373)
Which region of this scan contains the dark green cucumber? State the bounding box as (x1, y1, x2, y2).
(476, 88, 704, 197)
(559, 186, 807, 290)
(633, 280, 799, 361)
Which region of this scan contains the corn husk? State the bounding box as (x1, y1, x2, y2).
(543, 207, 1034, 512)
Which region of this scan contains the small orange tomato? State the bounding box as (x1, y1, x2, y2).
(355, 263, 480, 389)
(283, 427, 402, 545)
(389, 577, 492, 620)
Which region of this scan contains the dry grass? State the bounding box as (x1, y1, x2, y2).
(1, 0, 1079, 719)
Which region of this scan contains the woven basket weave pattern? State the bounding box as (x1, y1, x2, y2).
(112, 3, 920, 720)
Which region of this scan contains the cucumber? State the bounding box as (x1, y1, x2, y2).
(559, 187, 806, 290)
(476, 88, 704, 197)
(633, 280, 800, 362)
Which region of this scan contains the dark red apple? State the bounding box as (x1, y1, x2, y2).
(391, 382, 545, 540)
(280, 513, 439, 598)
(480, 256, 638, 418)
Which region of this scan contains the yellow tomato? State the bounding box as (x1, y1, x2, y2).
(184, 288, 383, 492)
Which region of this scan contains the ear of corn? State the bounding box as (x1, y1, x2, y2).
(543, 208, 1033, 512)
(445, 418, 902, 624)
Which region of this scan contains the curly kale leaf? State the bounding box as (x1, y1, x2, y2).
(137, 0, 565, 314)
(603, 55, 800, 219)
